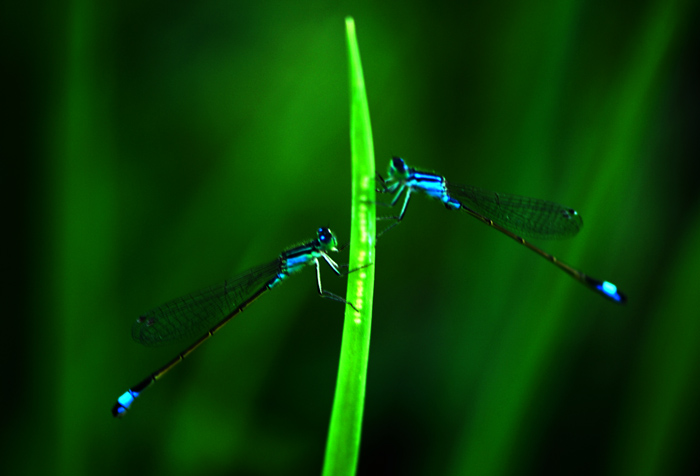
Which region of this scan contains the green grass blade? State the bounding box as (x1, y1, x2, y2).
(322, 16, 376, 476)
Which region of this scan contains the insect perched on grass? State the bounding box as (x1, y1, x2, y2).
(377, 157, 626, 304)
(113, 227, 352, 417)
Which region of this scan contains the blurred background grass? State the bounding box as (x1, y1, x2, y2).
(7, 0, 700, 475)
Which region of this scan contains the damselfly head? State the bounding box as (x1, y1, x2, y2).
(317, 227, 339, 252)
(389, 156, 410, 180)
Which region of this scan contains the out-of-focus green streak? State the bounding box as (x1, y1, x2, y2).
(449, 1, 683, 475)
(610, 203, 700, 474)
(447, 3, 581, 475)
(53, 1, 118, 475)
(583, 0, 681, 215)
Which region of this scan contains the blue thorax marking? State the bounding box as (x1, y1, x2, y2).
(412, 171, 443, 183)
(284, 245, 319, 273)
(269, 243, 321, 289)
(409, 171, 461, 210)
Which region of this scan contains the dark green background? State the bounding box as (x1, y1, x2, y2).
(8, 0, 700, 475)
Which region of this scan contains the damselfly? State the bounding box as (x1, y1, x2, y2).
(377, 157, 626, 303)
(112, 227, 349, 417)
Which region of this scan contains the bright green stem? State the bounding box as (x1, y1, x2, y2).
(322, 17, 376, 476)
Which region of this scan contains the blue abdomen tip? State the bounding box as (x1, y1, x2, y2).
(597, 280, 626, 303)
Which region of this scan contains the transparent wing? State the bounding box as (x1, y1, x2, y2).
(447, 182, 583, 240)
(132, 260, 280, 346)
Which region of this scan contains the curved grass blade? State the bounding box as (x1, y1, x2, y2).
(322, 16, 377, 476)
